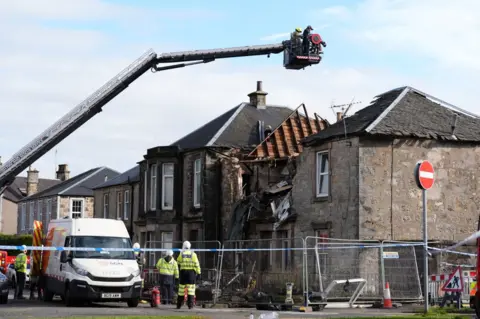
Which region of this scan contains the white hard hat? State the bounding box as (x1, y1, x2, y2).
(21, 245, 27, 252)
(182, 241, 191, 250)
(133, 243, 140, 249)
(166, 249, 174, 256)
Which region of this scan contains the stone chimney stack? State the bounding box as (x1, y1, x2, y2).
(248, 81, 268, 109)
(56, 164, 70, 181)
(27, 166, 39, 196)
(336, 112, 343, 122)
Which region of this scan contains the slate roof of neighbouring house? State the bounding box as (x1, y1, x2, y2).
(3, 177, 61, 203)
(92, 165, 140, 189)
(303, 86, 480, 146)
(170, 102, 296, 150)
(20, 167, 120, 201)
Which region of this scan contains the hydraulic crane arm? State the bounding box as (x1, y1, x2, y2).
(0, 35, 324, 195)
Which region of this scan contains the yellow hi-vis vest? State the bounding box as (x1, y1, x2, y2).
(14, 253, 27, 273)
(156, 257, 179, 279)
(177, 250, 201, 274)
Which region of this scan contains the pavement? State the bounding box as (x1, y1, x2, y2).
(0, 292, 421, 318)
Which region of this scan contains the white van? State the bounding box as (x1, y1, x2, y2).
(42, 218, 142, 307)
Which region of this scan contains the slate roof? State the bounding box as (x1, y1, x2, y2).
(21, 167, 120, 201)
(303, 86, 480, 146)
(93, 165, 140, 189)
(3, 177, 61, 203)
(170, 102, 296, 150)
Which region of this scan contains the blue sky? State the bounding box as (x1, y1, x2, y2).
(1, 0, 479, 177)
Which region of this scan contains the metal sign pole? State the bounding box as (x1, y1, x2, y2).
(422, 189, 429, 313)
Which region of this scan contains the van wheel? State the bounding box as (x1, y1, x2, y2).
(64, 286, 74, 307)
(128, 298, 139, 307)
(43, 287, 54, 302)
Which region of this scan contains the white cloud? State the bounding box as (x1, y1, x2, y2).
(260, 33, 290, 42)
(1, 0, 471, 181)
(319, 0, 480, 70)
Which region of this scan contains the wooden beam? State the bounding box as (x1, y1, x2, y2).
(280, 123, 293, 156)
(302, 104, 314, 135)
(295, 110, 307, 139)
(287, 116, 300, 153)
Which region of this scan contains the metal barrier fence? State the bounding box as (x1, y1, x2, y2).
(304, 237, 383, 301)
(217, 238, 305, 306)
(143, 240, 221, 304)
(380, 241, 422, 300)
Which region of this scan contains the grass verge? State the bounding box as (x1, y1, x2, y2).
(40, 317, 207, 319)
(414, 306, 475, 314)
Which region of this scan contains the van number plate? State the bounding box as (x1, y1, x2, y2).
(101, 293, 121, 298)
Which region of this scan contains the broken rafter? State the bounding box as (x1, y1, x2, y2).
(302, 104, 314, 135)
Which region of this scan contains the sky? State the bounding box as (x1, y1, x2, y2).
(0, 0, 479, 179)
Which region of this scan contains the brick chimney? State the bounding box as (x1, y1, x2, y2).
(56, 164, 70, 181)
(248, 81, 268, 109)
(336, 112, 343, 122)
(27, 166, 39, 196)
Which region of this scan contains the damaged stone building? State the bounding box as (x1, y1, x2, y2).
(135, 81, 327, 275)
(291, 86, 480, 300)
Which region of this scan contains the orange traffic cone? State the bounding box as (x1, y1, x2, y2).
(383, 282, 393, 308)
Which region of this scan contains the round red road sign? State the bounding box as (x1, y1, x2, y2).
(414, 160, 435, 190)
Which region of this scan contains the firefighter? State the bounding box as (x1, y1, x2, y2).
(290, 27, 302, 51)
(14, 245, 28, 299)
(176, 241, 201, 309)
(302, 25, 314, 55)
(156, 249, 179, 305)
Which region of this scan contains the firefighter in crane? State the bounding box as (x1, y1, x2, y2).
(14, 245, 28, 299)
(290, 27, 302, 51)
(156, 249, 179, 305)
(302, 25, 314, 55)
(176, 241, 201, 309)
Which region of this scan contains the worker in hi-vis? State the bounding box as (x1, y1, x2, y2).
(176, 241, 201, 309)
(156, 249, 179, 304)
(14, 245, 28, 299)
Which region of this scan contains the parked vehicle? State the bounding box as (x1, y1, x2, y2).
(0, 271, 9, 304)
(6, 263, 30, 288)
(42, 218, 142, 307)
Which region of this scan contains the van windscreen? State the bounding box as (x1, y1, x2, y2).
(71, 236, 134, 260)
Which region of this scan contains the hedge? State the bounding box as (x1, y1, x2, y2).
(0, 233, 33, 256)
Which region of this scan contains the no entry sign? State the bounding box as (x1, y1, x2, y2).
(414, 160, 435, 190)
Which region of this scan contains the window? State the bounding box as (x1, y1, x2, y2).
(316, 151, 329, 197)
(124, 190, 129, 220)
(161, 231, 173, 250)
(277, 230, 290, 271)
(103, 194, 109, 218)
(147, 231, 155, 267)
(29, 202, 34, 230)
(234, 241, 244, 273)
(260, 231, 273, 271)
(38, 200, 43, 223)
(144, 170, 147, 212)
(150, 164, 157, 210)
(315, 229, 329, 275)
(46, 199, 52, 223)
(162, 163, 174, 210)
(116, 191, 123, 219)
(70, 198, 84, 218)
(20, 203, 26, 231)
(193, 159, 201, 207)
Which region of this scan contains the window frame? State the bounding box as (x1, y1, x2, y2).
(161, 163, 174, 210)
(315, 151, 329, 197)
(143, 170, 147, 212)
(37, 200, 43, 223)
(103, 193, 109, 218)
(29, 201, 34, 230)
(116, 191, 123, 219)
(315, 229, 329, 275)
(70, 198, 85, 218)
(46, 199, 51, 223)
(124, 190, 129, 220)
(21, 203, 26, 230)
(150, 164, 157, 210)
(193, 159, 201, 208)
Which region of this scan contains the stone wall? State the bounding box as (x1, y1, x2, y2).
(58, 196, 94, 218)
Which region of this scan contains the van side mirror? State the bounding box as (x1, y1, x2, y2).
(60, 251, 71, 263)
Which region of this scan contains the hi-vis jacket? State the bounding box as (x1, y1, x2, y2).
(177, 250, 201, 284)
(14, 253, 27, 273)
(156, 256, 179, 285)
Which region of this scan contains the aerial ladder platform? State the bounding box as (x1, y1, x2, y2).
(0, 30, 325, 195)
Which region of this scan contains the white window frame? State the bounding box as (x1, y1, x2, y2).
(103, 193, 109, 219)
(161, 163, 174, 210)
(124, 190, 129, 220)
(116, 191, 122, 219)
(21, 203, 26, 231)
(70, 198, 85, 218)
(29, 201, 34, 230)
(161, 231, 173, 250)
(37, 200, 43, 222)
(144, 170, 147, 212)
(193, 159, 201, 207)
(147, 231, 155, 267)
(316, 151, 329, 197)
(46, 199, 51, 223)
(150, 164, 157, 210)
